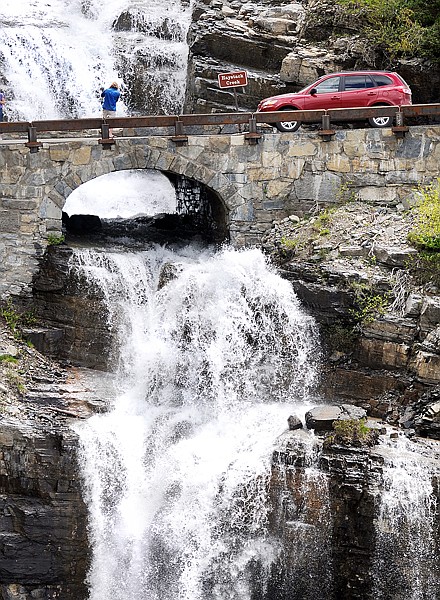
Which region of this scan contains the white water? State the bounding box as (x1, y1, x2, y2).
(63, 170, 177, 219)
(0, 0, 191, 120)
(73, 245, 320, 599)
(373, 437, 439, 600)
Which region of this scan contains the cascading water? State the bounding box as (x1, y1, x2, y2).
(0, 0, 191, 120)
(72, 244, 321, 599)
(372, 438, 439, 600)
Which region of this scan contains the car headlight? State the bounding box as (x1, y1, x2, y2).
(259, 100, 279, 109)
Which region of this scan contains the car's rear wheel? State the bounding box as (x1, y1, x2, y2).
(275, 107, 301, 132)
(368, 107, 393, 128)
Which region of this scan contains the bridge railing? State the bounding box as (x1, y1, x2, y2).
(0, 103, 439, 152)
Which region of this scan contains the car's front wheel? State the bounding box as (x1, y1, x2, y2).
(275, 107, 301, 132)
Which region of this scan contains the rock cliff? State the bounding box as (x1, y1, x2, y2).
(262, 199, 440, 440)
(0, 321, 97, 600)
(184, 0, 440, 114)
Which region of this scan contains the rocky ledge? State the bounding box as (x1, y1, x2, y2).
(0, 321, 100, 600)
(262, 200, 440, 439)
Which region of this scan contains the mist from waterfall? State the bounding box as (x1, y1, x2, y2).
(0, 0, 191, 121)
(73, 245, 321, 599)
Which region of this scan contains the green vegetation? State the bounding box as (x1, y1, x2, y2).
(337, 0, 440, 61)
(407, 180, 440, 287)
(47, 233, 65, 246)
(336, 182, 358, 204)
(0, 354, 18, 364)
(408, 180, 440, 250)
(313, 207, 335, 234)
(0, 299, 37, 338)
(324, 418, 380, 448)
(280, 236, 300, 250)
(349, 282, 390, 325)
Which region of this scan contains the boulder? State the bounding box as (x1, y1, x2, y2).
(287, 414, 303, 430)
(305, 404, 367, 432)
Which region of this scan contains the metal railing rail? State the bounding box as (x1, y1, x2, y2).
(0, 103, 438, 151)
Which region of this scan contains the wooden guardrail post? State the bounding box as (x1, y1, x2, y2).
(244, 115, 262, 145)
(99, 122, 116, 147)
(25, 126, 43, 152)
(392, 109, 409, 138)
(171, 119, 188, 146)
(318, 113, 336, 141)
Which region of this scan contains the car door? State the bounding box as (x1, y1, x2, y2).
(341, 74, 377, 107)
(305, 76, 342, 110)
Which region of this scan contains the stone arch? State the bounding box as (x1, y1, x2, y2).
(47, 141, 242, 243)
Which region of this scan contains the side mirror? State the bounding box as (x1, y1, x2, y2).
(310, 88, 317, 96)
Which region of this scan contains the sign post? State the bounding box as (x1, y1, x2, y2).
(218, 71, 248, 131)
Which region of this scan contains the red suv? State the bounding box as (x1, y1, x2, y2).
(257, 71, 412, 132)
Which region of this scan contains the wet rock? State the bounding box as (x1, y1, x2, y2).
(305, 404, 367, 432)
(158, 262, 183, 290)
(63, 214, 102, 235)
(287, 414, 303, 430)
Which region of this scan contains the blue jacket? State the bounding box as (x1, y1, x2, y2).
(101, 87, 120, 111)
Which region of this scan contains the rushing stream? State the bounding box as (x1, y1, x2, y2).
(72, 245, 320, 599)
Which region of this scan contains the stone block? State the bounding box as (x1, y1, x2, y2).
(2, 199, 38, 211)
(358, 187, 398, 205)
(113, 153, 134, 170)
(362, 315, 417, 344)
(230, 202, 254, 221)
(0, 211, 20, 233)
(326, 156, 351, 173)
(49, 147, 70, 162)
(71, 146, 92, 166)
(287, 141, 317, 157)
(40, 199, 62, 221)
(305, 404, 367, 431)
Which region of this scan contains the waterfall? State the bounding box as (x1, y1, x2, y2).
(372, 437, 439, 600)
(0, 0, 191, 121)
(73, 244, 320, 600)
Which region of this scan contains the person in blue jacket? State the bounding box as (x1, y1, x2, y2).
(101, 82, 120, 138)
(101, 82, 120, 118)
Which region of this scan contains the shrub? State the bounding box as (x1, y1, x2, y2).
(47, 233, 65, 246)
(324, 418, 380, 448)
(408, 180, 440, 251)
(349, 282, 389, 325)
(337, 0, 440, 60)
(0, 354, 18, 364)
(0, 299, 37, 338)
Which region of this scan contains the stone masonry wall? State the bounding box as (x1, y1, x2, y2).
(0, 125, 439, 298)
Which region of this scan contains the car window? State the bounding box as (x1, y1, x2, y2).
(314, 76, 340, 94)
(371, 75, 393, 86)
(343, 75, 376, 90)
(344, 75, 368, 90)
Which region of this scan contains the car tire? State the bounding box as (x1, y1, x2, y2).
(275, 107, 301, 132)
(368, 111, 393, 128)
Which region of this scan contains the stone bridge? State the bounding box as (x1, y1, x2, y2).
(1, 125, 439, 297)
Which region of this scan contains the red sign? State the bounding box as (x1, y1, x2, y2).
(218, 71, 248, 89)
